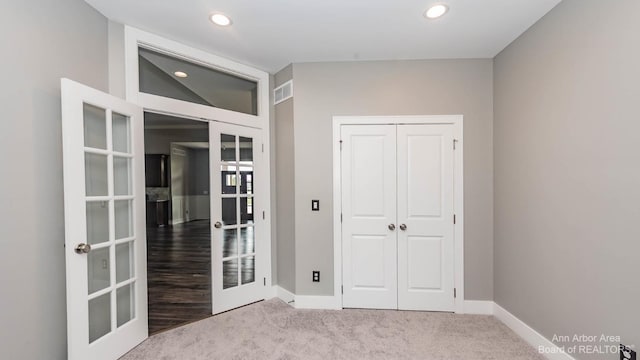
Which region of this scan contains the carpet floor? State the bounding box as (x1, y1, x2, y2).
(121, 298, 544, 360)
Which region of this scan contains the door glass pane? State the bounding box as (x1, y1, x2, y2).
(85, 153, 108, 196)
(138, 47, 258, 116)
(88, 292, 111, 343)
(240, 171, 253, 194)
(116, 241, 134, 283)
(113, 157, 131, 196)
(240, 227, 255, 255)
(241, 256, 255, 285)
(223, 259, 238, 289)
(239, 136, 253, 162)
(88, 246, 110, 294)
(117, 283, 135, 327)
(222, 198, 237, 226)
(222, 228, 238, 258)
(221, 134, 236, 162)
(221, 168, 237, 194)
(114, 200, 132, 240)
(112, 112, 130, 153)
(240, 197, 254, 225)
(83, 103, 107, 149)
(86, 201, 109, 245)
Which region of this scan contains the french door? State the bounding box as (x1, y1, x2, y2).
(211, 122, 266, 313)
(61, 79, 148, 360)
(341, 123, 456, 311)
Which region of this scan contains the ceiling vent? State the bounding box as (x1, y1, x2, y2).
(274, 80, 293, 105)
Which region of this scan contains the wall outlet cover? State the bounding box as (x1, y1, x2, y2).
(312, 271, 320, 282)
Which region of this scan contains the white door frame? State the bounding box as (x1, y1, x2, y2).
(332, 115, 464, 313)
(122, 26, 273, 306)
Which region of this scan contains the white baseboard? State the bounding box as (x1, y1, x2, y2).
(464, 300, 494, 315)
(294, 295, 340, 310)
(275, 286, 295, 305)
(493, 303, 575, 360)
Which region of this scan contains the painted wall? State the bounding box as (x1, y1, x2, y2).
(0, 0, 108, 358)
(494, 0, 640, 357)
(290, 60, 494, 299)
(274, 65, 296, 293)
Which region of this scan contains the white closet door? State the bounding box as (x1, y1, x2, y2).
(397, 124, 455, 311)
(341, 125, 398, 309)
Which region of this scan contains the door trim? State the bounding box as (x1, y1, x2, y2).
(120, 27, 273, 311)
(332, 115, 464, 313)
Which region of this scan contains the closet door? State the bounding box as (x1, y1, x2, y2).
(396, 125, 455, 311)
(341, 125, 397, 309)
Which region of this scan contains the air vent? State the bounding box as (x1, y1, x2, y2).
(274, 80, 293, 105)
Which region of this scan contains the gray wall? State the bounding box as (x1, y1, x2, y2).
(274, 65, 296, 293)
(494, 0, 640, 357)
(291, 60, 494, 299)
(0, 0, 108, 359)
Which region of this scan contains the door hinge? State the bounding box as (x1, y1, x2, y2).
(340, 213, 343, 222)
(453, 139, 458, 150)
(341, 285, 344, 294)
(340, 140, 343, 150)
(262, 211, 265, 220)
(453, 214, 456, 224)
(454, 288, 457, 298)
(264, 277, 266, 286)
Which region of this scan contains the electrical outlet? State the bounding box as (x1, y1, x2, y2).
(621, 345, 636, 360)
(312, 271, 320, 282)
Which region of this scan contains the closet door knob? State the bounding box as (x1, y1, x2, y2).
(399, 224, 407, 231)
(388, 224, 396, 231)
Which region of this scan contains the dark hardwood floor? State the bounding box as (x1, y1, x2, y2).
(147, 220, 212, 334)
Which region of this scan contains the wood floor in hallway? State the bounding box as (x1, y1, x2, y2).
(146, 220, 212, 334)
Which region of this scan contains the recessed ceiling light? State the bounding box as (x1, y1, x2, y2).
(174, 71, 188, 78)
(210, 13, 232, 26)
(425, 4, 449, 19)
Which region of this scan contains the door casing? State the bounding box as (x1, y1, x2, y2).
(122, 27, 273, 312)
(332, 115, 464, 313)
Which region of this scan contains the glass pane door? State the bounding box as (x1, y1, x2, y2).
(83, 104, 137, 343)
(61, 79, 147, 360)
(211, 123, 264, 313)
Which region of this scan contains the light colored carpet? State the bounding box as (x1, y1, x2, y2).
(121, 299, 544, 360)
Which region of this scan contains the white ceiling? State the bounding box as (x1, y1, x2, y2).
(85, 0, 562, 73)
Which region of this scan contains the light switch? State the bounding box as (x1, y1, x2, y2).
(312, 200, 320, 211)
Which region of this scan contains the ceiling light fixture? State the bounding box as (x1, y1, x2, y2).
(174, 71, 188, 78)
(425, 4, 449, 19)
(210, 13, 232, 26)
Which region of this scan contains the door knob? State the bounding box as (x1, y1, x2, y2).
(214, 221, 222, 229)
(388, 224, 396, 231)
(399, 224, 407, 231)
(75, 243, 91, 254)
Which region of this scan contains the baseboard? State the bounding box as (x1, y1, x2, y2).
(463, 300, 494, 315)
(294, 295, 340, 310)
(274, 286, 295, 305)
(493, 303, 575, 360)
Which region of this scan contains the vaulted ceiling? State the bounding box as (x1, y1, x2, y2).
(85, 0, 562, 73)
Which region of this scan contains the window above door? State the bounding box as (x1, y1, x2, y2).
(123, 26, 269, 129)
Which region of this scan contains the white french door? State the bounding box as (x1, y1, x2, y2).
(61, 79, 148, 360)
(211, 122, 267, 313)
(341, 123, 456, 312)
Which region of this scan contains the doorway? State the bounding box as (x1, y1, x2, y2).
(333, 116, 464, 313)
(143, 112, 211, 334)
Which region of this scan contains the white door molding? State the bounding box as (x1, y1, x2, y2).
(332, 115, 464, 313)
(120, 26, 273, 304)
